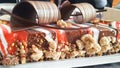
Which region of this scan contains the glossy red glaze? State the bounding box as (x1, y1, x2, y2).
(51, 29, 67, 43)
(87, 28, 93, 36)
(5, 33, 17, 45)
(117, 31, 120, 41)
(7, 31, 28, 55)
(15, 31, 28, 42)
(116, 22, 120, 29)
(0, 24, 28, 55)
(49, 28, 68, 51)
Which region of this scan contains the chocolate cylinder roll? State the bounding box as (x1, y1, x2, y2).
(11, 1, 61, 27)
(60, 3, 96, 23)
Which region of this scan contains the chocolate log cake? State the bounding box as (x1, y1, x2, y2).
(0, 20, 120, 65)
(0, 21, 92, 65)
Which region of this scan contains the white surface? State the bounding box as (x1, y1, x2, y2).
(102, 7, 120, 21)
(0, 3, 16, 13)
(0, 53, 120, 68)
(0, 3, 16, 21)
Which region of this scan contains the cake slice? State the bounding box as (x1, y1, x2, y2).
(0, 20, 120, 65)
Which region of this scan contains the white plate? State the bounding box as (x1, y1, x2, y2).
(0, 53, 120, 68)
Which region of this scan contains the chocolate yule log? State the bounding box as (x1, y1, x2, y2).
(0, 20, 120, 65)
(0, 22, 92, 65)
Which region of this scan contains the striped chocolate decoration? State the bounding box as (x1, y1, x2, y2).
(12, 1, 61, 25)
